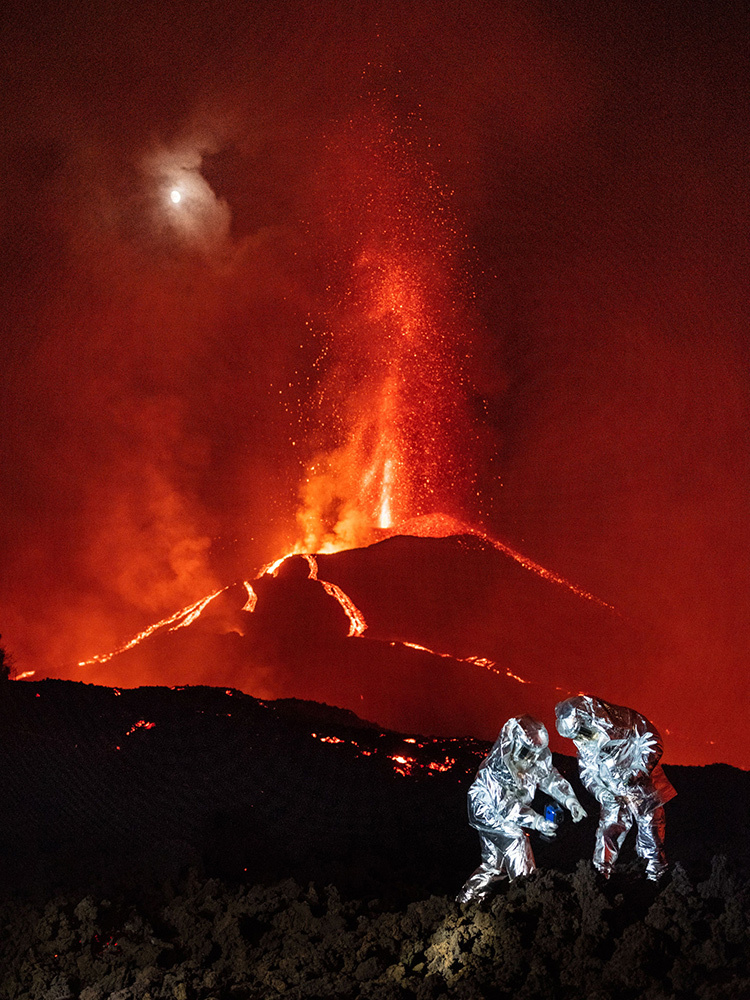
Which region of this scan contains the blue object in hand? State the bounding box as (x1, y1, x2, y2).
(545, 802, 564, 824)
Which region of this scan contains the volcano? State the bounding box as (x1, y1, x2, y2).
(64, 532, 659, 758)
(3, 536, 748, 1000)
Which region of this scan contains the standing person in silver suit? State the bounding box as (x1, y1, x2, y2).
(457, 714, 587, 903)
(555, 695, 676, 882)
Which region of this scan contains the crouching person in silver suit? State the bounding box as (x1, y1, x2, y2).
(555, 695, 676, 882)
(456, 715, 586, 903)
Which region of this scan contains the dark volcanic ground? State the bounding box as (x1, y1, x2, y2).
(1, 680, 750, 999)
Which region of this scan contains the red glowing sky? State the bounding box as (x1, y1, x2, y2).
(1, 2, 748, 762)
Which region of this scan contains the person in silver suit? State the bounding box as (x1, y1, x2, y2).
(555, 695, 676, 882)
(456, 714, 587, 903)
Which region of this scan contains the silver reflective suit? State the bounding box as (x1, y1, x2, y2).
(457, 715, 585, 903)
(555, 695, 677, 881)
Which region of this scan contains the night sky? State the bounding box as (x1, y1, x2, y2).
(1, 1, 748, 763)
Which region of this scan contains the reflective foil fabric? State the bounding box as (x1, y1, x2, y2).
(555, 695, 675, 880)
(457, 715, 581, 902)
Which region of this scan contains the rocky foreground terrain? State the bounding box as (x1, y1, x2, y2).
(1, 680, 749, 999)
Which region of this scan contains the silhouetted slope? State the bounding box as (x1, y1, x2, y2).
(2, 679, 748, 902)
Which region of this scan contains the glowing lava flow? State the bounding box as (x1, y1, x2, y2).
(72, 527, 610, 680)
(474, 530, 616, 613)
(310, 730, 457, 777)
(262, 553, 368, 637)
(398, 640, 530, 685)
(241, 581, 257, 613)
(384, 516, 616, 613)
(75, 553, 368, 670)
(77, 588, 227, 667)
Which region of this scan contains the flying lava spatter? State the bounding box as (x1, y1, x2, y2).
(294, 124, 480, 554)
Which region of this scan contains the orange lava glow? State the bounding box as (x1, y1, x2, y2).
(55, 127, 615, 738)
(265, 552, 368, 638)
(125, 719, 155, 736)
(293, 129, 480, 557)
(388, 754, 419, 777)
(428, 757, 456, 772)
(77, 588, 227, 667)
(396, 640, 531, 685)
(309, 731, 460, 777)
(241, 581, 257, 613)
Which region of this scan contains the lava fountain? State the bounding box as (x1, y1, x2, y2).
(295, 124, 482, 554)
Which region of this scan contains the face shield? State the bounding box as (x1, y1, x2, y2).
(513, 743, 537, 770)
(555, 697, 596, 741)
(505, 715, 549, 772)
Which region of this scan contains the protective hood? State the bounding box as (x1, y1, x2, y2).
(486, 714, 550, 776)
(555, 695, 599, 740)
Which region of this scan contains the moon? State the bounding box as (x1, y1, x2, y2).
(170, 189, 181, 204)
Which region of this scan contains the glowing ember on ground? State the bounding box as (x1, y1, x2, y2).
(388, 754, 419, 777)
(308, 732, 465, 777)
(125, 720, 156, 736)
(428, 757, 456, 772)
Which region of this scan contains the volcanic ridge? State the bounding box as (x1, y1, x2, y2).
(68, 533, 665, 760)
